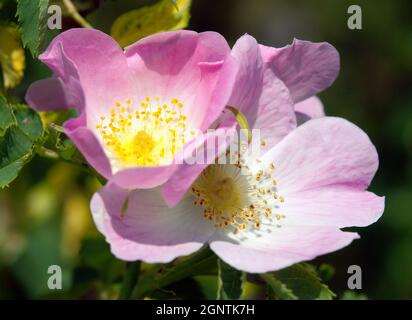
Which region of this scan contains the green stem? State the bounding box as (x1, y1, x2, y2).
(119, 262, 141, 300)
(37, 146, 106, 184)
(131, 246, 216, 299)
(62, 0, 93, 28)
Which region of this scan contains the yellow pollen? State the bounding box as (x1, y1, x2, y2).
(96, 97, 194, 168)
(191, 163, 286, 233)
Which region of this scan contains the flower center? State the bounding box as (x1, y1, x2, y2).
(191, 161, 286, 234)
(96, 97, 196, 169)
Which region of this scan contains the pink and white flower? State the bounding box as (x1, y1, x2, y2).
(91, 116, 384, 273)
(26, 28, 238, 191)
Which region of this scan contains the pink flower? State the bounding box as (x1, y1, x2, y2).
(91, 117, 384, 273)
(26, 29, 237, 191)
(89, 35, 384, 272)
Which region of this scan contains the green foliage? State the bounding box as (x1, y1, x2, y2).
(0, 25, 25, 89)
(340, 290, 367, 300)
(131, 246, 216, 299)
(0, 96, 44, 188)
(87, 0, 157, 33)
(217, 259, 244, 300)
(79, 237, 124, 284)
(13, 215, 71, 298)
(262, 263, 335, 300)
(261, 273, 298, 300)
(16, 0, 49, 57)
(110, 0, 191, 47)
(0, 95, 16, 136)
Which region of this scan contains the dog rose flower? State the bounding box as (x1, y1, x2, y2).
(26, 29, 237, 190)
(91, 116, 384, 273)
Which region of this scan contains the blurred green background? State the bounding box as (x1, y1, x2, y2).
(1, 0, 412, 299)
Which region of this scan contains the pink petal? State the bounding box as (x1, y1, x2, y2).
(25, 78, 73, 112)
(228, 35, 264, 116)
(161, 125, 237, 207)
(260, 39, 340, 103)
(63, 113, 112, 179)
(210, 227, 358, 273)
(263, 117, 379, 193)
(283, 187, 385, 228)
(38, 28, 131, 124)
(252, 68, 297, 151)
(227, 34, 296, 151)
(26, 44, 85, 112)
(294, 96, 325, 124)
(124, 30, 237, 131)
(90, 183, 212, 263)
(112, 164, 177, 190)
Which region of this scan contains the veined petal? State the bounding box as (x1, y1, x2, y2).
(210, 227, 358, 273)
(25, 77, 71, 112)
(39, 28, 131, 123)
(282, 187, 385, 228)
(228, 34, 264, 116)
(90, 183, 213, 263)
(261, 117, 379, 193)
(64, 113, 112, 179)
(227, 34, 296, 151)
(125, 30, 237, 131)
(260, 39, 340, 103)
(252, 68, 297, 151)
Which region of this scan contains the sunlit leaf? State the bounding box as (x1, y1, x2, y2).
(262, 263, 335, 300)
(111, 0, 191, 47)
(261, 273, 298, 300)
(0, 26, 25, 89)
(16, 0, 49, 57)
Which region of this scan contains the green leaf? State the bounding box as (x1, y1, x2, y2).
(217, 259, 244, 300)
(110, 0, 191, 47)
(131, 246, 216, 299)
(260, 273, 298, 300)
(87, 0, 156, 34)
(16, 0, 49, 57)
(0, 99, 44, 188)
(0, 96, 16, 136)
(264, 263, 335, 300)
(340, 290, 368, 300)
